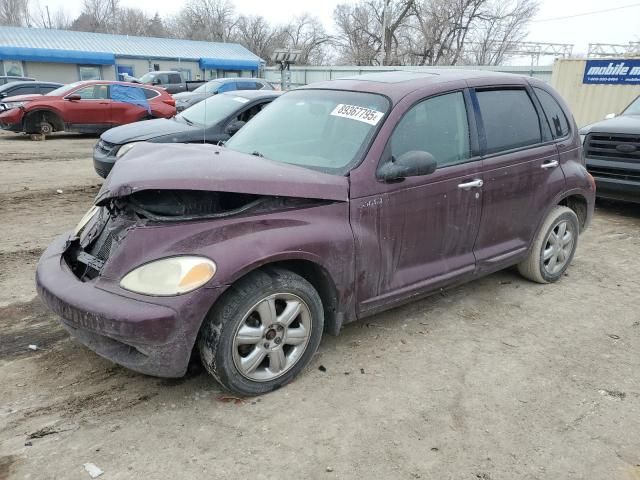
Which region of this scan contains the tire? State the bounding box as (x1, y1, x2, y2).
(518, 206, 580, 284)
(198, 268, 324, 396)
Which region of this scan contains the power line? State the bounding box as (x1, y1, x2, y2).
(532, 2, 640, 22)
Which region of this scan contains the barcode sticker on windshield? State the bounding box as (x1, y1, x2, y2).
(330, 104, 384, 125)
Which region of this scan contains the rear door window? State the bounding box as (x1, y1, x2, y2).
(168, 73, 182, 84)
(218, 82, 237, 93)
(534, 87, 570, 139)
(237, 81, 258, 90)
(476, 88, 542, 154)
(390, 91, 471, 168)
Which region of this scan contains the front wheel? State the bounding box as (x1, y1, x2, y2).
(518, 206, 580, 284)
(198, 268, 324, 396)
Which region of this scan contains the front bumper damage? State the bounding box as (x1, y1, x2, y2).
(36, 234, 224, 377)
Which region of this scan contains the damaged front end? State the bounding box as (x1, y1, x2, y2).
(64, 189, 331, 282)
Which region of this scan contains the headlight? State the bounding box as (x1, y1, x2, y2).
(4, 101, 25, 109)
(73, 205, 100, 236)
(116, 143, 137, 158)
(120, 256, 216, 296)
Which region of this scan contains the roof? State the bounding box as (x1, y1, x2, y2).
(0, 80, 60, 89)
(305, 69, 526, 105)
(220, 90, 281, 100)
(0, 26, 262, 70)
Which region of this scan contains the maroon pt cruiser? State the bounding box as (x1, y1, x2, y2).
(36, 71, 595, 395)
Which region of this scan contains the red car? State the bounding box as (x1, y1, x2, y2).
(0, 80, 175, 135)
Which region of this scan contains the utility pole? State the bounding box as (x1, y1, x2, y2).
(381, 0, 390, 66)
(45, 5, 52, 29)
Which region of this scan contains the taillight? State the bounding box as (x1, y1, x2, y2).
(163, 98, 175, 107)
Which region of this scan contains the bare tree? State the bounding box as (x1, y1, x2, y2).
(281, 13, 333, 65)
(0, 0, 30, 26)
(465, 0, 538, 65)
(333, 1, 414, 66)
(31, 4, 72, 29)
(234, 15, 287, 65)
(171, 0, 237, 42)
(70, 0, 119, 33)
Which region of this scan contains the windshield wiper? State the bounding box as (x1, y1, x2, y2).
(251, 151, 264, 158)
(181, 117, 194, 126)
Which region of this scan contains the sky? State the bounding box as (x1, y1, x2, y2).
(35, 0, 640, 63)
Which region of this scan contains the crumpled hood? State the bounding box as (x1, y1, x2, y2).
(95, 142, 349, 203)
(101, 118, 195, 144)
(580, 114, 640, 135)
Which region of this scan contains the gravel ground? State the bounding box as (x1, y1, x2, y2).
(0, 130, 639, 480)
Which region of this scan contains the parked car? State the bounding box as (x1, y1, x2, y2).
(174, 78, 274, 112)
(36, 71, 595, 395)
(0, 80, 175, 135)
(0, 75, 34, 85)
(135, 70, 206, 94)
(93, 90, 280, 178)
(0, 81, 62, 111)
(579, 95, 640, 203)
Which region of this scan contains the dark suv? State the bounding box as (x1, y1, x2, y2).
(36, 71, 595, 396)
(580, 95, 640, 203)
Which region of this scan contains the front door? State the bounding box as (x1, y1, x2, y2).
(352, 91, 483, 316)
(471, 87, 566, 272)
(64, 84, 111, 129)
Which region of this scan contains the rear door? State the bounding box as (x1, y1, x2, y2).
(470, 85, 565, 273)
(64, 84, 111, 128)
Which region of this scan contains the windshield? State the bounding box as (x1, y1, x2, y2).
(46, 82, 83, 96)
(622, 96, 640, 115)
(224, 89, 389, 174)
(177, 93, 251, 128)
(138, 72, 156, 83)
(194, 81, 222, 94)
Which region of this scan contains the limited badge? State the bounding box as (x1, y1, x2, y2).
(330, 104, 384, 126)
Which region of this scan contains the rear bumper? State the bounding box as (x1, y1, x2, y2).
(36, 234, 221, 377)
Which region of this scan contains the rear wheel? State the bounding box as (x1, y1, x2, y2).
(518, 206, 579, 283)
(198, 268, 324, 396)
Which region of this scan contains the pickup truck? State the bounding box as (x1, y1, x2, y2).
(135, 71, 206, 94)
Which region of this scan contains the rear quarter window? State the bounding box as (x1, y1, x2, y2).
(534, 87, 570, 139)
(142, 88, 160, 99)
(476, 88, 542, 154)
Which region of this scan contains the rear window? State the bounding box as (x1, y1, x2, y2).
(477, 88, 542, 154)
(534, 87, 569, 139)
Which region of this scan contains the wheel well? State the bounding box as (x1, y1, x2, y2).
(250, 260, 340, 335)
(24, 110, 64, 133)
(558, 195, 588, 231)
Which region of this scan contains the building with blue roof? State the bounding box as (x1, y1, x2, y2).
(0, 26, 264, 84)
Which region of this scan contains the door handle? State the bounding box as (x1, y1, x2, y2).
(458, 179, 483, 190)
(541, 160, 559, 169)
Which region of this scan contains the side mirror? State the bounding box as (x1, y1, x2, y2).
(225, 120, 246, 136)
(152, 78, 161, 85)
(67, 94, 81, 101)
(605, 113, 616, 120)
(377, 150, 437, 182)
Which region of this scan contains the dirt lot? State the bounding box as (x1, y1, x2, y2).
(1, 129, 639, 480)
